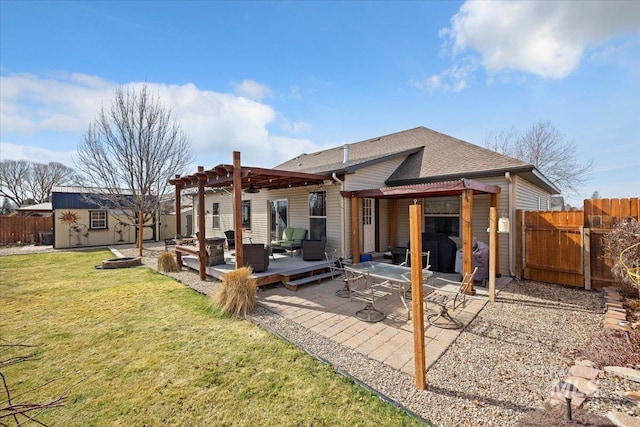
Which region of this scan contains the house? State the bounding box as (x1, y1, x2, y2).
(15, 202, 53, 217)
(51, 186, 175, 249)
(172, 126, 559, 281)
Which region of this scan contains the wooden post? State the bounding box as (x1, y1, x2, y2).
(233, 151, 244, 269)
(351, 197, 360, 263)
(583, 227, 591, 290)
(174, 176, 182, 266)
(490, 193, 499, 274)
(197, 166, 207, 280)
(461, 189, 474, 294)
(489, 207, 497, 303)
(410, 204, 426, 390)
(515, 209, 524, 279)
(138, 209, 144, 257)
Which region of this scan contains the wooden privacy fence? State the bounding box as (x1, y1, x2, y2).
(0, 216, 53, 245)
(517, 197, 639, 289)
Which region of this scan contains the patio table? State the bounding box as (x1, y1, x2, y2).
(347, 261, 433, 320)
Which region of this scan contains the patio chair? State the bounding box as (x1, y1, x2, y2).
(224, 230, 235, 249)
(301, 238, 326, 261)
(396, 249, 431, 300)
(345, 267, 388, 323)
(423, 267, 477, 329)
(326, 251, 351, 298)
(243, 243, 270, 273)
(400, 249, 431, 270)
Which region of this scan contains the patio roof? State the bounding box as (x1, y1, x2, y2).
(340, 178, 501, 199)
(169, 164, 331, 191)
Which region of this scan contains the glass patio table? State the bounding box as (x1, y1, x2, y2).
(347, 261, 433, 320)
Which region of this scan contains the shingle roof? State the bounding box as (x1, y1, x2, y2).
(275, 126, 533, 182)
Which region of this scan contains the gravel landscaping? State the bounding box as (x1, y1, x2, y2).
(4, 243, 638, 426)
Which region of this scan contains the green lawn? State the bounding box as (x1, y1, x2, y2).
(0, 250, 426, 426)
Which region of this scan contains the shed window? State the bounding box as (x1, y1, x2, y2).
(90, 210, 108, 230)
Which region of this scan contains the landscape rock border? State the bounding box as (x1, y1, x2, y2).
(100, 256, 142, 269)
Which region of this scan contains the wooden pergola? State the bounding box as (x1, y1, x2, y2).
(168, 151, 330, 280)
(341, 178, 501, 295)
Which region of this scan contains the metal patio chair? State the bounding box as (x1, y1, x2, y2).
(423, 267, 477, 329)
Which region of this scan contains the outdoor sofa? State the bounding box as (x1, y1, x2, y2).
(271, 228, 307, 256)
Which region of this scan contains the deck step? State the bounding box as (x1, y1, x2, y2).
(285, 271, 337, 290)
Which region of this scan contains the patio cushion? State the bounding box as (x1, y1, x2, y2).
(282, 228, 295, 241)
(291, 228, 307, 242)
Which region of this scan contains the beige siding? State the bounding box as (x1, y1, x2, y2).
(196, 191, 270, 243)
(515, 176, 552, 211)
(473, 177, 511, 277)
(343, 157, 406, 258)
(197, 184, 343, 256)
(54, 210, 152, 249)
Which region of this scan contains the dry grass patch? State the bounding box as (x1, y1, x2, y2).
(156, 251, 180, 272)
(0, 251, 425, 426)
(212, 267, 257, 317)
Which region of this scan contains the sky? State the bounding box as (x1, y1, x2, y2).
(1, 1, 639, 207)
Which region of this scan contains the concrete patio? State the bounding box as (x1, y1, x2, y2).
(258, 274, 512, 377)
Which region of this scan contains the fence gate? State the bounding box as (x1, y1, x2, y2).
(519, 210, 585, 287)
(517, 198, 639, 289)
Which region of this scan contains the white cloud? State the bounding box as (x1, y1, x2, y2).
(0, 142, 76, 167)
(230, 79, 272, 101)
(0, 73, 318, 169)
(433, 0, 640, 85)
(0, 72, 115, 134)
(410, 59, 477, 92)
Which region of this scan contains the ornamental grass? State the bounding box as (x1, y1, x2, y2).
(156, 251, 180, 272)
(213, 267, 257, 317)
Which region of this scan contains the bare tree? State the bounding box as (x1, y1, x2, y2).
(0, 160, 77, 207)
(74, 84, 193, 254)
(485, 121, 595, 196)
(0, 160, 30, 207)
(28, 162, 79, 204)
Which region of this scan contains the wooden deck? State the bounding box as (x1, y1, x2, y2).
(181, 251, 336, 289)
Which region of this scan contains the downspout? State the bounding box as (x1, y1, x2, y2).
(332, 172, 346, 258)
(505, 172, 515, 277)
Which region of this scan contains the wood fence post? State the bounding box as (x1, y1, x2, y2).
(584, 227, 591, 290)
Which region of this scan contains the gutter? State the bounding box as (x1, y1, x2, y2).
(332, 172, 346, 258)
(505, 172, 515, 277)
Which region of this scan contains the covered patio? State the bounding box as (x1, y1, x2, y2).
(169, 151, 331, 280)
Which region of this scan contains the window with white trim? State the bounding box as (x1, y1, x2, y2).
(241, 200, 251, 231)
(424, 197, 459, 237)
(211, 202, 220, 229)
(89, 210, 108, 230)
(309, 191, 326, 240)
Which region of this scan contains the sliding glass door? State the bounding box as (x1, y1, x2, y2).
(270, 199, 288, 241)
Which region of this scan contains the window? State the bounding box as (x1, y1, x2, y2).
(309, 191, 326, 240)
(211, 202, 220, 229)
(89, 210, 108, 230)
(241, 200, 251, 230)
(424, 197, 459, 237)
